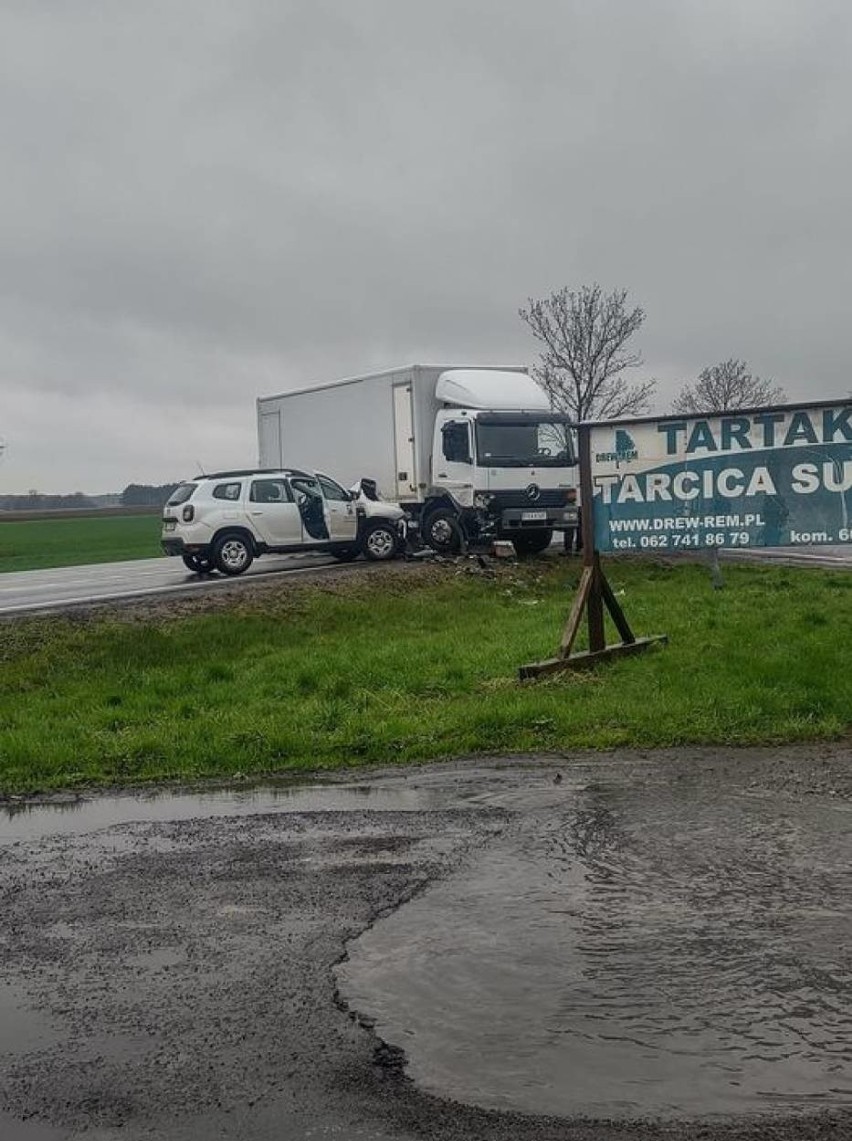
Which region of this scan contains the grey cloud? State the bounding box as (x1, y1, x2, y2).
(1, 0, 851, 491)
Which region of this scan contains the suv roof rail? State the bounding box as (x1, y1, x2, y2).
(199, 468, 312, 480)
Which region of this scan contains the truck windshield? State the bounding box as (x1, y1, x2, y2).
(475, 420, 573, 468)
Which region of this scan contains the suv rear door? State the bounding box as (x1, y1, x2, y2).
(248, 477, 303, 546)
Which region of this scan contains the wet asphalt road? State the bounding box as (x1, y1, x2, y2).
(719, 545, 851, 569)
(1, 747, 850, 1141)
(0, 552, 371, 616)
(1, 544, 848, 616)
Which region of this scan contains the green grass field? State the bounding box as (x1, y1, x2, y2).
(0, 560, 849, 794)
(0, 514, 162, 572)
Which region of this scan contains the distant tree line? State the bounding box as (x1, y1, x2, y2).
(0, 491, 96, 512)
(119, 483, 180, 507)
(0, 484, 179, 512)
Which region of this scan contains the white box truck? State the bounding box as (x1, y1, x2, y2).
(257, 364, 578, 554)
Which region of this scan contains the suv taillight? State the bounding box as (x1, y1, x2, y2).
(182, 505, 195, 522)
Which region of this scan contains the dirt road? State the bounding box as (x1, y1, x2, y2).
(1, 747, 850, 1140)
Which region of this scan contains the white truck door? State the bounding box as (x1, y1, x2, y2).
(434, 418, 475, 491)
(392, 383, 416, 499)
(247, 478, 303, 545)
(258, 409, 283, 468)
(317, 474, 358, 542)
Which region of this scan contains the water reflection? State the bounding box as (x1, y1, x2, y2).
(338, 781, 852, 1119)
(0, 782, 435, 842)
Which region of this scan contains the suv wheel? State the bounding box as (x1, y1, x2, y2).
(511, 529, 553, 556)
(329, 546, 359, 562)
(182, 552, 213, 574)
(362, 521, 399, 562)
(213, 532, 254, 576)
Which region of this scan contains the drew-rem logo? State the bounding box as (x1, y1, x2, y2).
(596, 429, 639, 465)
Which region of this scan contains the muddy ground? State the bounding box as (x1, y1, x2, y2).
(0, 746, 850, 1141)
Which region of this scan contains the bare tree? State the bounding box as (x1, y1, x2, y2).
(519, 284, 656, 421)
(672, 359, 785, 414)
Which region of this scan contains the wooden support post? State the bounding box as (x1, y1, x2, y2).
(587, 553, 606, 653)
(578, 429, 605, 654)
(559, 565, 593, 657)
(519, 636, 668, 680)
(599, 570, 635, 645)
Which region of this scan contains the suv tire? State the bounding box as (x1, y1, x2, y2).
(362, 521, 399, 562)
(182, 552, 214, 574)
(329, 546, 359, 563)
(511, 529, 553, 556)
(212, 532, 254, 576)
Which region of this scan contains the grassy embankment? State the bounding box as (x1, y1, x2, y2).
(0, 559, 849, 795)
(0, 515, 161, 573)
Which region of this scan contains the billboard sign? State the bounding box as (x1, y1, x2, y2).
(588, 401, 852, 553)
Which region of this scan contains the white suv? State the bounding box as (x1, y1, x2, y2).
(161, 469, 406, 575)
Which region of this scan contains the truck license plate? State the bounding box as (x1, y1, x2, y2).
(522, 511, 547, 522)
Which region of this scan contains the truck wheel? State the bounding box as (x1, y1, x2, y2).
(181, 552, 214, 574)
(423, 508, 463, 554)
(212, 532, 254, 576)
(511, 529, 553, 556)
(362, 521, 399, 562)
(329, 546, 359, 562)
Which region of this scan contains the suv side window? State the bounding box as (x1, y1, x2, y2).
(249, 479, 293, 504)
(212, 482, 242, 501)
(317, 475, 350, 502)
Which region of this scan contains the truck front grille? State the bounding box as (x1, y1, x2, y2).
(488, 489, 565, 509)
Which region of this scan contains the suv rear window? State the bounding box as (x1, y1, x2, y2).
(167, 484, 197, 506)
(212, 482, 242, 501)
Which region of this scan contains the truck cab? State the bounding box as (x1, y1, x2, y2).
(422, 370, 578, 554)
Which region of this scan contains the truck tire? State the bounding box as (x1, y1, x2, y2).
(362, 521, 399, 562)
(511, 529, 553, 556)
(181, 552, 214, 574)
(329, 546, 359, 562)
(212, 532, 254, 576)
(423, 508, 464, 554)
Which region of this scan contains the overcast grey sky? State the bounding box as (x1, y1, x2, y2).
(2, 0, 850, 492)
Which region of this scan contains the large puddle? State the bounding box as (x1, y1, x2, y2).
(5, 764, 852, 1124)
(338, 780, 852, 1120)
(0, 781, 439, 843)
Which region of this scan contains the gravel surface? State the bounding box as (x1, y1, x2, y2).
(0, 746, 850, 1140)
